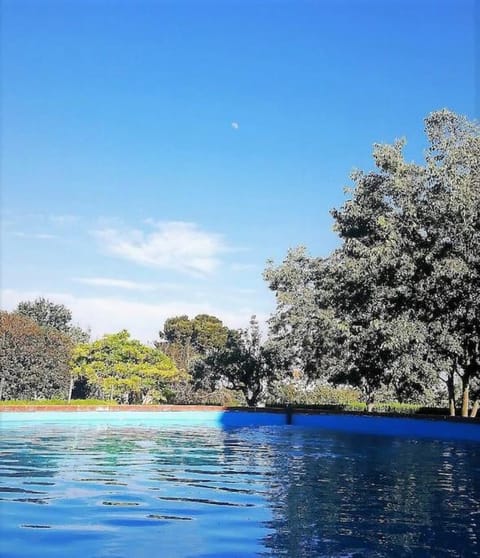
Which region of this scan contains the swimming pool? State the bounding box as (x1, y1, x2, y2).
(1, 411, 479, 557)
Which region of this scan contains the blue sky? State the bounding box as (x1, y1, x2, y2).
(1, 0, 477, 342)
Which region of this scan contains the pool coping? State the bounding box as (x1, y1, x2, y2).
(0, 405, 285, 416)
(0, 404, 479, 424)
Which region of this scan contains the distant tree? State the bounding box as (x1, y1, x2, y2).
(0, 311, 72, 400)
(156, 315, 194, 372)
(156, 314, 229, 372)
(67, 324, 91, 345)
(191, 314, 229, 354)
(163, 315, 194, 345)
(71, 330, 181, 404)
(15, 297, 90, 344)
(192, 316, 277, 406)
(16, 298, 72, 332)
(264, 247, 340, 381)
(15, 297, 90, 400)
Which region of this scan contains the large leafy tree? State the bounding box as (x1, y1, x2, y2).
(327, 163, 437, 408)
(265, 110, 480, 415)
(156, 314, 229, 372)
(0, 311, 72, 400)
(15, 297, 90, 400)
(15, 297, 90, 343)
(263, 244, 422, 409)
(353, 110, 480, 415)
(71, 330, 181, 404)
(157, 315, 195, 372)
(192, 316, 277, 406)
(191, 314, 229, 354)
(16, 297, 72, 332)
(417, 110, 480, 415)
(264, 247, 342, 381)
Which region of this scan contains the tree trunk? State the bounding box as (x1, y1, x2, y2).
(449, 399, 456, 417)
(245, 386, 260, 407)
(460, 353, 479, 417)
(470, 400, 479, 418)
(461, 381, 470, 418)
(185, 341, 190, 372)
(67, 376, 74, 403)
(365, 390, 375, 412)
(446, 371, 456, 416)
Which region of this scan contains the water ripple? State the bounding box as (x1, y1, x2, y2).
(1, 424, 479, 558)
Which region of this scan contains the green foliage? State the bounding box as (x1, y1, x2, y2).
(163, 315, 194, 344)
(267, 382, 361, 407)
(157, 313, 229, 372)
(0, 311, 72, 400)
(266, 380, 425, 413)
(265, 110, 480, 416)
(192, 316, 277, 406)
(165, 380, 245, 406)
(370, 402, 422, 414)
(16, 298, 72, 332)
(67, 325, 91, 345)
(191, 314, 229, 354)
(15, 297, 90, 343)
(71, 330, 181, 404)
(264, 247, 331, 379)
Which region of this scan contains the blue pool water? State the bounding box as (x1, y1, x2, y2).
(1, 414, 479, 557)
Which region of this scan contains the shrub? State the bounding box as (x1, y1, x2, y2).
(267, 381, 361, 407)
(166, 380, 245, 406)
(0, 312, 72, 400)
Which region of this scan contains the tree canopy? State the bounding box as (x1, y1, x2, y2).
(157, 313, 229, 372)
(0, 311, 72, 400)
(71, 330, 181, 403)
(192, 316, 276, 406)
(265, 109, 480, 416)
(15, 297, 90, 343)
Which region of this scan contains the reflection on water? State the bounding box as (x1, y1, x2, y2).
(262, 431, 480, 557)
(0, 425, 479, 557)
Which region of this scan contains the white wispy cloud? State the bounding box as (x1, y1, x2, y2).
(73, 277, 157, 291)
(1, 289, 265, 343)
(94, 221, 227, 276)
(231, 122, 239, 130)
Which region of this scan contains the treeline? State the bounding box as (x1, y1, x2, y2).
(265, 109, 480, 417)
(157, 314, 274, 406)
(0, 300, 271, 406)
(1, 110, 479, 416)
(0, 299, 182, 404)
